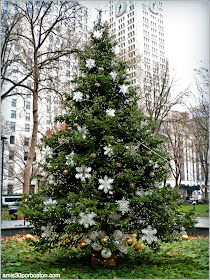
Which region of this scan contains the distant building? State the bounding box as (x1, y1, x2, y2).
(108, 1, 166, 88)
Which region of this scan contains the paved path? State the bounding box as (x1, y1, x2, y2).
(195, 217, 209, 228)
(1, 217, 209, 229)
(1, 219, 31, 228)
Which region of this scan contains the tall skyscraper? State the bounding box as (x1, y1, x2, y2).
(108, 1, 166, 87)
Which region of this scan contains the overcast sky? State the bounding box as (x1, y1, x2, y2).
(163, 1, 209, 92)
(79, 1, 209, 100)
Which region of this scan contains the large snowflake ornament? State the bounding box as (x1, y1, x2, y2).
(119, 84, 129, 94)
(104, 145, 114, 157)
(44, 146, 52, 157)
(98, 175, 114, 194)
(41, 224, 58, 238)
(93, 30, 103, 39)
(110, 71, 118, 80)
(77, 125, 87, 139)
(117, 197, 130, 215)
(65, 152, 75, 166)
(78, 212, 97, 228)
(75, 165, 91, 181)
(142, 225, 157, 244)
(73, 91, 83, 102)
(86, 58, 96, 69)
(106, 108, 115, 117)
(125, 144, 139, 155)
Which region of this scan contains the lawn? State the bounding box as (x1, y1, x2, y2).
(180, 203, 209, 217)
(1, 234, 209, 279)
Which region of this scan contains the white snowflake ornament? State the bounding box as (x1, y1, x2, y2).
(44, 146, 52, 157)
(119, 84, 129, 94)
(98, 175, 114, 194)
(78, 212, 97, 228)
(93, 30, 103, 39)
(75, 165, 91, 181)
(77, 125, 87, 139)
(65, 152, 75, 166)
(86, 58, 96, 69)
(110, 71, 118, 80)
(142, 225, 157, 244)
(104, 145, 114, 157)
(73, 91, 83, 102)
(117, 197, 130, 215)
(113, 230, 123, 240)
(112, 45, 120, 55)
(106, 108, 115, 117)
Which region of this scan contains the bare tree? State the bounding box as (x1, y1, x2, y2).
(1, 1, 86, 194)
(160, 111, 189, 188)
(139, 60, 189, 134)
(187, 66, 209, 198)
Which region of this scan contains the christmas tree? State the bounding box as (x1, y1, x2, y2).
(21, 16, 194, 260)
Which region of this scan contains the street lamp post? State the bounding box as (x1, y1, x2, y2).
(1, 136, 7, 210)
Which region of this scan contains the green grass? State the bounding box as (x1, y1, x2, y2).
(1, 235, 209, 279)
(180, 203, 209, 217)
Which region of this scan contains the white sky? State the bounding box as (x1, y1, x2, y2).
(79, 1, 209, 102)
(163, 1, 209, 93)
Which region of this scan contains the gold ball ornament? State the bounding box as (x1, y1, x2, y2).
(149, 172, 155, 177)
(98, 67, 104, 72)
(132, 233, 137, 238)
(73, 123, 79, 127)
(101, 236, 108, 245)
(81, 236, 89, 242)
(146, 151, 152, 156)
(95, 83, 101, 87)
(129, 183, 135, 189)
(116, 163, 122, 168)
(79, 241, 88, 248)
(62, 169, 69, 176)
(67, 126, 72, 131)
(134, 243, 142, 250)
(125, 238, 133, 246)
(181, 235, 189, 240)
(91, 153, 96, 158)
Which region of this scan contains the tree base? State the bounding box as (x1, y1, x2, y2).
(91, 249, 117, 266)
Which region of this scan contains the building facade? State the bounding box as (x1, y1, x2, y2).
(108, 1, 166, 88)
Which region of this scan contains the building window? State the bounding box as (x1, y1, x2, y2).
(26, 101, 31, 110)
(26, 92, 31, 98)
(10, 122, 16, 131)
(11, 110, 16, 119)
(24, 138, 30, 146)
(27, 80, 32, 87)
(26, 112, 30, 121)
(12, 99, 17, 107)
(25, 124, 30, 132)
(9, 150, 14, 160)
(10, 136, 15, 144)
(8, 167, 14, 178)
(8, 184, 13, 194)
(33, 153, 36, 161)
(46, 119, 50, 124)
(24, 151, 28, 161)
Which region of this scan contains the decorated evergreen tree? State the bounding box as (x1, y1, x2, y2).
(21, 16, 194, 261)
